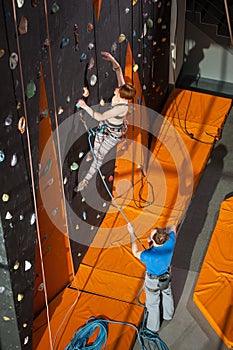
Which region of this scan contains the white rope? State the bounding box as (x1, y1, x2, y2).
(11, 1, 53, 349)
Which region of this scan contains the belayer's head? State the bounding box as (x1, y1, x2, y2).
(148, 227, 170, 247)
(119, 83, 136, 100)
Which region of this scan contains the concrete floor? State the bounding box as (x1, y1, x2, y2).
(133, 105, 233, 350)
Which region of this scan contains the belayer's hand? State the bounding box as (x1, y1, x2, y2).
(127, 222, 134, 235)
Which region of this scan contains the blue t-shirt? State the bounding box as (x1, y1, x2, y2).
(140, 231, 175, 276)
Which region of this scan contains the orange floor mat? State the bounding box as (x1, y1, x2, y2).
(33, 288, 144, 350)
(193, 195, 233, 348)
(33, 89, 232, 349)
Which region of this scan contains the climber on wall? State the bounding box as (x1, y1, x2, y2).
(74, 51, 136, 192)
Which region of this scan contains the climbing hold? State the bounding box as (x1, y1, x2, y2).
(23, 323, 28, 328)
(87, 23, 94, 32)
(9, 52, 18, 70)
(88, 43, 94, 50)
(17, 0, 24, 8)
(60, 38, 69, 49)
(90, 74, 97, 86)
(75, 224, 79, 230)
(81, 197, 85, 202)
(88, 57, 94, 70)
(38, 283, 44, 291)
(41, 158, 52, 176)
(162, 24, 167, 30)
(24, 260, 32, 271)
(70, 162, 79, 171)
(0, 49, 5, 58)
(3, 316, 10, 321)
(5, 212, 12, 220)
(66, 96, 71, 103)
(41, 109, 48, 118)
(16, 102, 21, 109)
(11, 153, 18, 167)
(63, 177, 68, 184)
(58, 106, 64, 115)
(147, 35, 152, 40)
(2, 194, 9, 202)
(18, 16, 28, 35)
(26, 80, 36, 99)
(82, 87, 89, 97)
(18, 116, 26, 134)
(82, 211, 87, 220)
(5, 115, 12, 126)
(103, 202, 106, 207)
(79, 152, 84, 158)
(157, 18, 162, 24)
(17, 293, 24, 302)
(141, 23, 147, 38)
(133, 64, 138, 72)
(143, 84, 147, 90)
(52, 208, 58, 216)
(73, 24, 79, 50)
(158, 1, 162, 8)
(0, 287, 5, 293)
(23, 337, 29, 345)
(91, 225, 94, 231)
(77, 252, 81, 257)
(133, 30, 136, 37)
(143, 57, 147, 64)
(125, 7, 130, 13)
(80, 53, 87, 62)
(104, 72, 109, 78)
(14, 261, 20, 270)
(96, 214, 101, 219)
(100, 98, 105, 106)
(46, 246, 51, 252)
(19, 214, 24, 220)
(132, 0, 138, 5)
(108, 175, 113, 182)
(32, 0, 37, 7)
(111, 42, 117, 53)
(147, 18, 153, 28)
(0, 150, 5, 162)
(161, 37, 167, 43)
(30, 213, 36, 225)
(118, 34, 126, 43)
(51, 2, 60, 14)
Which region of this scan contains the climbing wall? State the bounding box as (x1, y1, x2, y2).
(0, 0, 172, 349)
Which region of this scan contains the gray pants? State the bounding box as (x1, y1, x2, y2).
(145, 273, 174, 332)
(84, 129, 121, 183)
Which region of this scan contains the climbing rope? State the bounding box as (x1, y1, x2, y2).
(64, 314, 169, 350)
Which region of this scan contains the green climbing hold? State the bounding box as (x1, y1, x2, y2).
(41, 109, 48, 117)
(147, 18, 153, 28)
(70, 162, 79, 171)
(26, 80, 36, 99)
(51, 2, 59, 14)
(41, 158, 52, 177)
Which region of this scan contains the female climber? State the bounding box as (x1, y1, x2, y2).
(74, 51, 136, 192)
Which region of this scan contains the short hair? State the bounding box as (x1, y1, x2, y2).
(152, 228, 170, 245)
(119, 84, 136, 100)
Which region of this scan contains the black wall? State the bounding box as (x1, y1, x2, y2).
(0, 0, 171, 348)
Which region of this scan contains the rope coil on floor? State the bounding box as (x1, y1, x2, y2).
(64, 315, 169, 350)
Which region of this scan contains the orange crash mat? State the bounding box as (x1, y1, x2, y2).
(76, 89, 232, 301)
(33, 287, 144, 350)
(193, 196, 233, 348)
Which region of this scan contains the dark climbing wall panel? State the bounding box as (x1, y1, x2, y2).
(0, 0, 171, 349)
(0, 1, 41, 349)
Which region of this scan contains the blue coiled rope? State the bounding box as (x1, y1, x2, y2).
(65, 316, 169, 350)
(65, 318, 108, 350)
